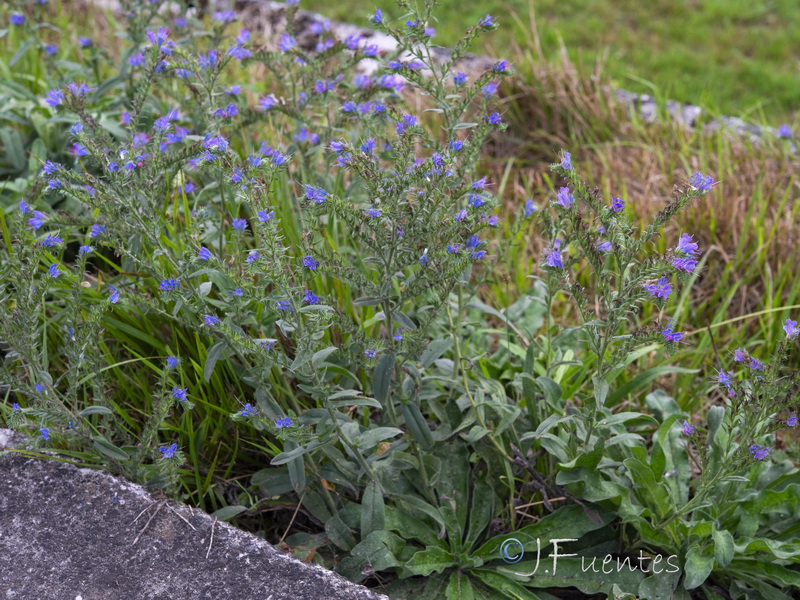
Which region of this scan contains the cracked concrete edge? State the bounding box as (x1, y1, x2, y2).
(0, 428, 390, 600)
(81, 0, 796, 147)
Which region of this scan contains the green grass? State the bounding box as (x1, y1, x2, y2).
(305, 0, 800, 123)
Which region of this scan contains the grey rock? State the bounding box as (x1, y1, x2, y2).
(0, 430, 388, 600)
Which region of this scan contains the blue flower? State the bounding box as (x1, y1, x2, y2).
(257, 210, 275, 222)
(275, 417, 293, 429)
(661, 325, 684, 343)
(45, 44, 58, 55)
(672, 257, 698, 273)
(644, 276, 671, 299)
(689, 172, 715, 192)
(365, 208, 382, 217)
(226, 85, 241, 95)
(303, 290, 320, 304)
(40, 428, 50, 441)
(159, 279, 180, 291)
(305, 185, 328, 203)
(79, 37, 93, 48)
(11, 13, 25, 26)
(748, 357, 765, 371)
(610, 197, 625, 212)
(302, 255, 319, 270)
(108, 285, 120, 304)
(524, 198, 537, 216)
(596, 240, 612, 253)
(777, 124, 792, 138)
(712, 369, 733, 388)
(364, 349, 377, 358)
(228, 288, 243, 297)
(90, 224, 105, 237)
(447, 244, 462, 254)
(677, 233, 699, 255)
(453, 72, 467, 86)
(198, 247, 213, 261)
(784, 318, 799, 338)
(555, 187, 574, 208)
(240, 403, 256, 417)
(468, 193, 485, 208)
(35, 383, 46, 393)
(493, 60, 509, 74)
(560, 151, 572, 170)
(44, 89, 64, 108)
(393, 329, 404, 341)
(48, 263, 60, 278)
(27, 210, 46, 230)
(277, 300, 294, 312)
(479, 14, 495, 27)
(202, 314, 220, 326)
(166, 356, 179, 369)
(232, 218, 247, 232)
(681, 421, 696, 435)
(41, 234, 64, 247)
(482, 82, 498, 98)
(545, 249, 563, 269)
(213, 10, 236, 22)
(485, 112, 503, 124)
(734, 348, 747, 362)
(79, 245, 92, 255)
(129, 52, 145, 66)
(12, 403, 20, 411)
(247, 250, 260, 263)
(159, 443, 178, 458)
(172, 387, 188, 401)
(787, 416, 798, 427)
(371, 8, 383, 24)
(419, 249, 429, 266)
(70, 122, 83, 135)
(749, 444, 769, 461)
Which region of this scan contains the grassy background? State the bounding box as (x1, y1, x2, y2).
(305, 0, 800, 123)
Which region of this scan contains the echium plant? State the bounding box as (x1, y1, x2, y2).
(0, 0, 509, 497)
(521, 158, 800, 595)
(537, 156, 716, 450)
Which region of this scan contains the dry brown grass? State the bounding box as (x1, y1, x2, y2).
(481, 41, 800, 321)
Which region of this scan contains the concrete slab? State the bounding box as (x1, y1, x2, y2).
(0, 430, 388, 600)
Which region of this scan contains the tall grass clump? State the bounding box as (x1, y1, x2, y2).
(1, 1, 799, 598)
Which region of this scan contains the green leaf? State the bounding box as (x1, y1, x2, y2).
(401, 401, 434, 450)
(361, 480, 385, 538)
(326, 513, 357, 551)
(353, 296, 385, 306)
(465, 473, 496, 551)
(446, 571, 475, 600)
(473, 504, 613, 559)
(420, 338, 453, 368)
(78, 406, 114, 417)
(726, 558, 800, 587)
(373, 353, 395, 406)
(534, 376, 562, 409)
(312, 346, 338, 367)
(592, 376, 609, 408)
(285, 440, 306, 495)
(357, 427, 403, 449)
(404, 546, 458, 576)
(498, 556, 643, 594)
(211, 505, 247, 521)
(707, 405, 725, 445)
(329, 397, 382, 409)
(683, 546, 714, 589)
(712, 528, 734, 568)
(204, 341, 226, 382)
(92, 436, 130, 461)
